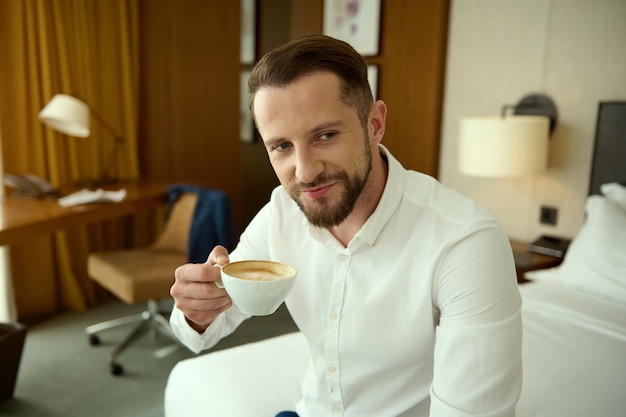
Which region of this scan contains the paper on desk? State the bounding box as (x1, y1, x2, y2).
(58, 188, 127, 207)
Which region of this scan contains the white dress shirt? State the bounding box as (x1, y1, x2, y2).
(170, 146, 522, 417)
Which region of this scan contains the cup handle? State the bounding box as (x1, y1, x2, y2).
(213, 264, 225, 288)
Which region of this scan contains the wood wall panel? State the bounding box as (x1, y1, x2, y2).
(289, 0, 322, 38)
(378, 0, 449, 176)
(138, 0, 243, 233)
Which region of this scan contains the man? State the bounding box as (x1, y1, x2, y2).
(170, 34, 522, 416)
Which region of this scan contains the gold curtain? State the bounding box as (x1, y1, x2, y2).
(0, 0, 140, 319)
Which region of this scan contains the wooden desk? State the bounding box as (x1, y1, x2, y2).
(0, 180, 169, 321)
(0, 181, 169, 246)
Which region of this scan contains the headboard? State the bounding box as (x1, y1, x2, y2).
(588, 101, 626, 195)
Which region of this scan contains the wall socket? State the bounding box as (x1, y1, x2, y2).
(540, 206, 558, 225)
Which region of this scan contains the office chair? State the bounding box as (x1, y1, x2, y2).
(85, 185, 235, 376)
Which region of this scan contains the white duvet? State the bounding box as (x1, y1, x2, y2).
(517, 281, 626, 417)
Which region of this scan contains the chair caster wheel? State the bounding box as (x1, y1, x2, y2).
(110, 362, 124, 376)
(89, 334, 101, 346)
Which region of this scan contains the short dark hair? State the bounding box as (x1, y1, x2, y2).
(248, 34, 373, 126)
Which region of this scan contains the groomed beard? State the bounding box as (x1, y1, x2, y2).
(287, 141, 372, 228)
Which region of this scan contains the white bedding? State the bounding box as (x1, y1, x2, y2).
(165, 331, 309, 417)
(517, 281, 626, 417)
(165, 280, 626, 416)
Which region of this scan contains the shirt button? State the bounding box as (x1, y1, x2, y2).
(328, 366, 337, 373)
(338, 253, 347, 260)
(329, 310, 338, 320)
(332, 405, 342, 412)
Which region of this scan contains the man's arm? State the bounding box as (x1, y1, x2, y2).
(430, 224, 522, 416)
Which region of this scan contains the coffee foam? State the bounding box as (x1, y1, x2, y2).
(224, 261, 295, 282)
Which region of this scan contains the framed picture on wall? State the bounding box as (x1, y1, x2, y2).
(323, 0, 381, 56)
(240, 69, 254, 143)
(241, 0, 256, 64)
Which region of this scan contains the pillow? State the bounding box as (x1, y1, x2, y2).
(601, 182, 626, 211)
(527, 194, 626, 304)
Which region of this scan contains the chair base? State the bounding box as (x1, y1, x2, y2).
(85, 299, 180, 375)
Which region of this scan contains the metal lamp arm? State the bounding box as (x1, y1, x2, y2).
(87, 104, 125, 181)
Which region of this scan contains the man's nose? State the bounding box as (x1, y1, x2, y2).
(294, 146, 324, 184)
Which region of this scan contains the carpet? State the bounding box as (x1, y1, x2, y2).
(0, 299, 297, 417)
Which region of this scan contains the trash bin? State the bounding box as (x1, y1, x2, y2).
(0, 323, 27, 404)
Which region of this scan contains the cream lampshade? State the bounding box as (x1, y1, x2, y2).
(458, 93, 557, 178)
(458, 115, 550, 177)
(38, 94, 90, 138)
(38, 93, 124, 185)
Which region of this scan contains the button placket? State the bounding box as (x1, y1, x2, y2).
(324, 251, 350, 414)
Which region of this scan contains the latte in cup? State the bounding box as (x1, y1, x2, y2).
(223, 261, 295, 282)
(219, 260, 297, 316)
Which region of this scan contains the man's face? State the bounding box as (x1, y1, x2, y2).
(253, 72, 373, 228)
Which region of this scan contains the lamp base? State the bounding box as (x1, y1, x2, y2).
(74, 177, 119, 188)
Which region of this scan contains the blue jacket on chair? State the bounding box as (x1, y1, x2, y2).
(167, 184, 236, 263)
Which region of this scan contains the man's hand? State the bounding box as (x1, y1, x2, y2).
(170, 245, 232, 333)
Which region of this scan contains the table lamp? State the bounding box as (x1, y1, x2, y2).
(39, 94, 124, 186)
(458, 94, 557, 178)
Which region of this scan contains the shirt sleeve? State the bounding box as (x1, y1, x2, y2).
(430, 223, 523, 416)
(170, 304, 250, 354)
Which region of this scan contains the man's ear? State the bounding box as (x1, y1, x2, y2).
(369, 100, 387, 145)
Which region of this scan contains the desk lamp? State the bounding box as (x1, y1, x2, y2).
(458, 94, 557, 178)
(39, 94, 124, 186)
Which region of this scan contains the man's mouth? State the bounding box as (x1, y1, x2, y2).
(302, 183, 335, 199)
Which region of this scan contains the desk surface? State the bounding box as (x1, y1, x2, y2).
(0, 181, 169, 246)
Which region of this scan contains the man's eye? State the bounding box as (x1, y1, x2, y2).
(319, 132, 336, 141)
(273, 142, 292, 151)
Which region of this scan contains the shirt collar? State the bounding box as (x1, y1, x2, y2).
(355, 144, 406, 247)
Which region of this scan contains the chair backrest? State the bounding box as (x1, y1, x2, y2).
(168, 184, 236, 262)
(152, 192, 198, 253)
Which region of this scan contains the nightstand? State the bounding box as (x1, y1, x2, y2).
(510, 239, 563, 283)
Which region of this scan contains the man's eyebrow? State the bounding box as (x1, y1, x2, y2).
(309, 120, 344, 134)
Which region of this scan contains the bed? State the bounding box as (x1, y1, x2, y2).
(517, 281, 626, 416)
(165, 102, 626, 416)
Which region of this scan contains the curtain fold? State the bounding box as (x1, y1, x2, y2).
(0, 0, 140, 319)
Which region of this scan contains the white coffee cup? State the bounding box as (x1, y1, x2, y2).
(217, 260, 297, 316)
